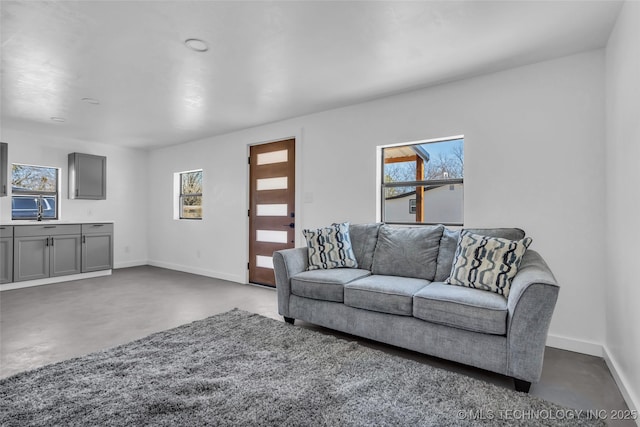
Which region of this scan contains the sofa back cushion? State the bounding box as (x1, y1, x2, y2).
(348, 223, 382, 271)
(372, 224, 444, 281)
(434, 227, 526, 282)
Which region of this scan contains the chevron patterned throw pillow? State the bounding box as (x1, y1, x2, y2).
(446, 230, 532, 298)
(303, 222, 358, 270)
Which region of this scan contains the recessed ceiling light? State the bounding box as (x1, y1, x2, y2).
(81, 97, 100, 105)
(50, 117, 65, 122)
(184, 38, 208, 52)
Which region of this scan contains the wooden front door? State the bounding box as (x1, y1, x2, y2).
(249, 139, 295, 287)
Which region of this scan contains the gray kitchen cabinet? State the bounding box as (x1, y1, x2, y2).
(0, 226, 13, 283)
(81, 223, 113, 272)
(14, 236, 49, 281)
(0, 142, 7, 197)
(68, 153, 106, 200)
(13, 224, 81, 282)
(51, 234, 83, 277)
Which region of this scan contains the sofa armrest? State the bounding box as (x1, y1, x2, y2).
(273, 247, 308, 317)
(506, 250, 560, 382)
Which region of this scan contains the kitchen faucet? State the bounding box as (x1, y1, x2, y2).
(36, 197, 43, 221)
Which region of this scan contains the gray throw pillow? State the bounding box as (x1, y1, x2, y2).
(372, 224, 444, 281)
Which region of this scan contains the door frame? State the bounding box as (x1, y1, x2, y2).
(246, 132, 303, 285)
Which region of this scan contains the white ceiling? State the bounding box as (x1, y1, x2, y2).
(0, 1, 623, 150)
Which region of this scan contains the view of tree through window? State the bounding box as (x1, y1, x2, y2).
(382, 138, 463, 225)
(180, 170, 203, 219)
(11, 164, 59, 219)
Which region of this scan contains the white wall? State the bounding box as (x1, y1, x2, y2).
(605, 1, 640, 413)
(0, 129, 149, 268)
(147, 50, 607, 352)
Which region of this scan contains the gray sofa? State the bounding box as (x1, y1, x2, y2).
(273, 223, 559, 393)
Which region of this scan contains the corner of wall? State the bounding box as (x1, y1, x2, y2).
(604, 0, 640, 419)
(603, 345, 640, 415)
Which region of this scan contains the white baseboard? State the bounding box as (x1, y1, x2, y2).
(0, 270, 112, 291)
(147, 260, 244, 284)
(113, 259, 148, 269)
(546, 333, 604, 357)
(1, 260, 243, 291)
(548, 334, 639, 424)
(603, 345, 640, 420)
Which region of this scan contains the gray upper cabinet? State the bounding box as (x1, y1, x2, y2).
(0, 142, 7, 197)
(69, 153, 106, 200)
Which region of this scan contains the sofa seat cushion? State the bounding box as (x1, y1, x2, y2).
(413, 283, 508, 335)
(291, 268, 371, 302)
(344, 275, 430, 316)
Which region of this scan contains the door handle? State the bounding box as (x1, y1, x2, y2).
(283, 223, 295, 228)
(50, 237, 54, 247)
(45, 237, 49, 247)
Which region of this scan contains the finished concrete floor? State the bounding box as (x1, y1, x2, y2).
(0, 266, 635, 426)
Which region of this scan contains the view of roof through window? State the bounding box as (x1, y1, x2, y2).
(382, 138, 463, 225)
(11, 164, 59, 220)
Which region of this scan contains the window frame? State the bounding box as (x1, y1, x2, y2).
(11, 163, 60, 220)
(178, 169, 203, 220)
(379, 136, 464, 227)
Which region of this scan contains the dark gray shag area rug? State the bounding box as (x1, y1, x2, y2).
(0, 309, 604, 426)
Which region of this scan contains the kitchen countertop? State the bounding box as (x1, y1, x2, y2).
(0, 220, 114, 226)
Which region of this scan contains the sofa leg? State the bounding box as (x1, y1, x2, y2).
(284, 317, 295, 325)
(514, 378, 531, 393)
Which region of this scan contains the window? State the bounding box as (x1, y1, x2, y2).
(177, 169, 202, 219)
(11, 164, 59, 220)
(380, 137, 463, 226)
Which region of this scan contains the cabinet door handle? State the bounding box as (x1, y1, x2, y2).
(92, 224, 104, 227)
(50, 237, 54, 247)
(45, 237, 49, 247)
(82, 236, 86, 244)
(44, 225, 56, 229)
